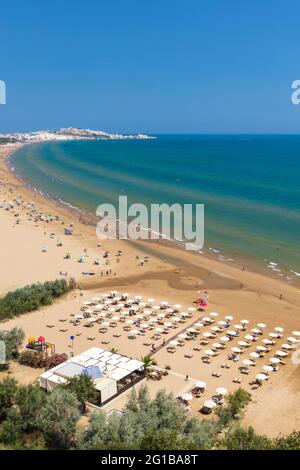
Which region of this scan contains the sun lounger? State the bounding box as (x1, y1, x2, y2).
(184, 352, 193, 358)
(113, 333, 121, 338)
(212, 371, 222, 378)
(102, 340, 110, 345)
(59, 328, 68, 332)
(233, 377, 243, 383)
(76, 332, 82, 336)
(87, 336, 95, 340)
(46, 324, 55, 328)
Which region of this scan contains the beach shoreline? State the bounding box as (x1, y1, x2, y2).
(5, 142, 300, 290)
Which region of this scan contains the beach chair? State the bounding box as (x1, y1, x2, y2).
(87, 336, 95, 340)
(233, 377, 243, 384)
(184, 352, 193, 358)
(212, 371, 222, 378)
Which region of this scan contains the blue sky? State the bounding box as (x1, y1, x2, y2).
(0, 0, 300, 133)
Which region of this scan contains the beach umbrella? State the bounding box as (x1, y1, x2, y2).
(121, 311, 129, 316)
(110, 290, 119, 295)
(173, 304, 182, 309)
(262, 339, 273, 345)
(181, 393, 193, 401)
(136, 314, 144, 320)
(101, 321, 110, 327)
(292, 331, 300, 337)
(122, 293, 129, 297)
(244, 334, 254, 341)
(251, 328, 261, 335)
(250, 352, 260, 358)
(238, 341, 248, 347)
(93, 297, 101, 302)
(256, 373, 268, 381)
(164, 322, 173, 328)
(281, 343, 292, 350)
(242, 359, 253, 366)
(173, 317, 180, 323)
(256, 345, 267, 351)
(87, 318, 96, 323)
(210, 312, 219, 317)
(86, 309, 94, 314)
(225, 315, 234, 321)
(269, 357, 280, 364)
(158, 313, 166, 319)
(152, 305, 160, 311)
(187, 328, 197, 334)
(241, 319, 250, 325)
(149, 318, 158, 323)
(231, 347, 243, 353)
(227, 330, 237, 336)
(181, 312, 189, 317)
(203, 400, 216, 409)
(147, 298, 154, 303)
(143, 309, 152, 316)
(178, 333, 188, 339)
(195, 322, 203, 329)
(188, 307, 196, 312)
(75, 314, 83, 319)
(212, 343, 223, 349)
(166, 308, 174, 313)
(204, 349, 215, 356)
(108, 307, 116, 313)
(216, 387, 228, 396)
(111, 316, 120, 321)
(160, 301, 169, 306)
(195, 380, 207, 389)
(169, 340, 179, 346)
(140, 323, 149, 329)
(129, 329, 139, 336)
(202, 332, 213, 338)
(220, 336, 230, 342)
(202, 317, 211, 322)
(276, 350, 288, 357)
(263, 365, 273, 372)
(287, 337, 298, 343)
(95, 305, 104, 310)
(269, 332, 278, 338)
(275, 327, 284, 333)
(211, 326, 220, 332)
(83, 301, 92, 306)
(218, 320, 227, 326)
(155, 328, 164, 334)
(234, 324, 243, 330)
(126, 319, 134, 325)
(135, 295, 142, 300)
(257, 323, 266, 329)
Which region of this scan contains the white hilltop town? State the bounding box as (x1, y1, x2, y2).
(0, 127, 155, 144)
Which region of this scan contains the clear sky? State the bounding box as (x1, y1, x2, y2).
(1, 0, 300, 134)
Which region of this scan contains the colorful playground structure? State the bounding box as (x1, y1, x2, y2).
(26, 336, 55, 355)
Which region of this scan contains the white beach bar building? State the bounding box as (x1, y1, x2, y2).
(38, 347, 145, 405)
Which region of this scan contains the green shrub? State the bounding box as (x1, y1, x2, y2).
(0, 279, 74, 321)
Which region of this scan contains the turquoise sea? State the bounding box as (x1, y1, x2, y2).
(9, 135, 300, 279)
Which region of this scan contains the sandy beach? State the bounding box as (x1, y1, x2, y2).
(1, 144, 300, 438)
